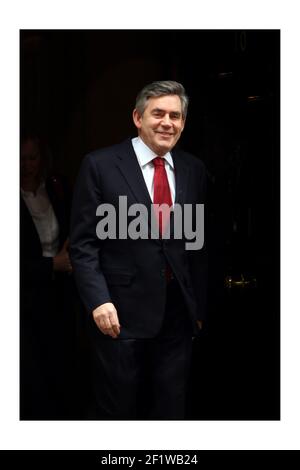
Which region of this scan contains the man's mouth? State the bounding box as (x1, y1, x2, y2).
(156, 132, 173, 136)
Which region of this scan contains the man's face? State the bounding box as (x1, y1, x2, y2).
(133, 95, 185, 156)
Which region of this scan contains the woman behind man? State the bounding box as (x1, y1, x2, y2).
(20, 134, 78, 419)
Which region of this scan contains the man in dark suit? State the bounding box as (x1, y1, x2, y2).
(70, 81, 207, 419)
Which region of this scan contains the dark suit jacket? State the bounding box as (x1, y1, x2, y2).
(70, 138, 207, 339)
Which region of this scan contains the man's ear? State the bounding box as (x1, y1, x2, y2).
(132, 109, 142, 129)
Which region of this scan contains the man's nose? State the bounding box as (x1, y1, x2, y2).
(161, 115, 172, 126)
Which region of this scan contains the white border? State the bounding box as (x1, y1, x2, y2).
(1, 0, 299, 451)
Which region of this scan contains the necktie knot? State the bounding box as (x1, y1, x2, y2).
(152, 157, 165, 168)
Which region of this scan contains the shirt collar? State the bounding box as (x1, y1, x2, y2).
(131, 136, 174, 169)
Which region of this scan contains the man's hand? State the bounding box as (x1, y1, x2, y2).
(197, 320, 203, 330)
(92, 302, 121, 338)
(53, 239, 72, 272)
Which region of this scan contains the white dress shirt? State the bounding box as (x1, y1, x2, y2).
(21, 181, 60, 257)
(131, 136, 176, 204)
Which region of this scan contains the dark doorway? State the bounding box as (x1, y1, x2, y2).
(20, 30, 280, 420)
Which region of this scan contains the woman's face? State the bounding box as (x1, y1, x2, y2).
(21, 139, 41, 180)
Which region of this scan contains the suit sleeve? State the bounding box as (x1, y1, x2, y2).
(70, 154, 112, 314)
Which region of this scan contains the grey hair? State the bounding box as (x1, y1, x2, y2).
(135, 80, 189, 120)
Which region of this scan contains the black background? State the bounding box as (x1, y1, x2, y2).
(20, 30, 280, 420)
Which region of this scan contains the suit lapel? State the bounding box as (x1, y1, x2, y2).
(115, 139, 160, 239)
(115, 139, 152, 208)
(169, 148, 190, 238)
(172, 147, 190, 205)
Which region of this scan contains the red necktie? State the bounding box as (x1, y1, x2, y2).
(152, 157, 173, 236)
(152, 157, 173, 282)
